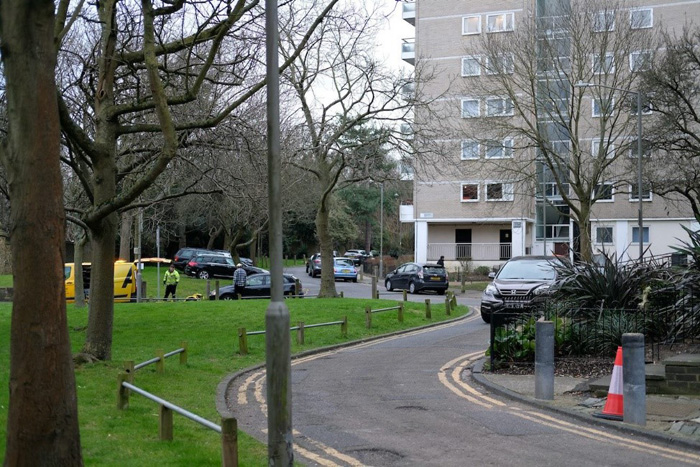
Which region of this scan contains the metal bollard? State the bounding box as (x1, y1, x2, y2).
(535, 320, 554, 400)
(622, 333, 646, 426)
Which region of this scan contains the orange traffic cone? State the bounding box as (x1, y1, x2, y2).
(594, 346, 623, 421)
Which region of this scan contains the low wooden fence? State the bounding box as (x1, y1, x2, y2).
(117, 344, 239, 466)
(238, 317, 348, 354)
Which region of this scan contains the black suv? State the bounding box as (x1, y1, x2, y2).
(184, 254, 264, 280)
(480, 256, 560, 323)
(384, 262, 449, 295)
(173, 248, 232, 271)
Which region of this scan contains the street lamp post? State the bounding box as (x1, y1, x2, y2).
(575, 81, 644, 260)
(379, 182, 384, 279)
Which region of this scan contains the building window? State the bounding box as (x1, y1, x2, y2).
(627, 94, 653, 115)
(461, 98, 480, 118)
(630, 9, 652, 29)
(593, 183, 614, 202)
(485, 139, 514, 159)
(461, 183, 479, 202)
(592, 139, 615, 159)
(462, 56, 481, 76)
(629, 184, 652, 201)
(596, 227, 613, 243)
(462, 15, 481, 35)
(593, 10, 615, 32)
(486, 97, 514, 116)
(461, 140, 480, 160)
(593, 53, 615, 74)
(485, 54, 514, 75)
(486, 12, 514, 33)
(485, 182, 514, 201)
(630, 51, 652, 72)
(593, 97, 614, 117)
(632, 226, 649, 243)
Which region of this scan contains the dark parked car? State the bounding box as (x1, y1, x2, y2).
(480, 256, 560, 324)
(185, 253, 265, 280)
(208, 273, 302, 299)
(384, 262, 449, 295)
(173, 247, 231, 271)
(306, 253, 321, 277)
(344, 249, 369, 265)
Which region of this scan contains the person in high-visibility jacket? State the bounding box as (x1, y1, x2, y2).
(163, 264, 180, 301)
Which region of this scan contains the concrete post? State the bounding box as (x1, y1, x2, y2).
(535, 320, 554, 400)
(622, 333, 646, 426)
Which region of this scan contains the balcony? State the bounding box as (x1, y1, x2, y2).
(402, 1, 415, 25)
(401, 39, 415, 65)
(427, 243, 512, 262)
(400, 123, 413, 140)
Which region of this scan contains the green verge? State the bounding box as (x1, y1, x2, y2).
(0, 279, 468, 466)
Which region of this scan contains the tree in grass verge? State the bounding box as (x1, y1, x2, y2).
(0, 0, 82, 463)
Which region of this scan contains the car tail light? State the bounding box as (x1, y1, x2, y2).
(188, 260, 197, 266)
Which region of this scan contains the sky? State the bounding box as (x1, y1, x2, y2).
(373, 1, 415, 73)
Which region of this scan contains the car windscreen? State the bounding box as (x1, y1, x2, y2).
(497, 259, 556, 280)
(423, 266, 446, 275)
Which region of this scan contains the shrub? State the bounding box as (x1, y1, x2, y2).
(474, 266, 491, 276)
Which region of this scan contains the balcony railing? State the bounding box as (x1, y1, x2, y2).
(427, 243, 512, 262)
(401, 39, 415, 65)
(402, 1, 415, 25)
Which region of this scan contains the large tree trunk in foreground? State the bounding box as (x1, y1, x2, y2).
(0, 0, 83, 463)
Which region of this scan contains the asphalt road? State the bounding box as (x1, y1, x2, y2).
(223, 268, 700, 466)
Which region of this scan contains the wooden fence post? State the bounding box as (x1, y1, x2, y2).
(341, 316, 348, 337)
(156, 349, 165, 373)
(425, 299, 432, 319)
(206, 280, 211, 300)
(371, 276, 377, 299)
(451, 291, 457, 309)
(365, 305, 372, 329)
(117, 372, 131, 410)
(398, 302, 404, 323)
(297, 322, 305, 345)
(339, 291, 344, 298)
(215, 280, 220, 300)
(238, 328, 248, 355)
(221, 417, 239, 467)
(402, 289, 407, 302)
(179, 341, 188, 365)
(445, 296, 451, 316)
(159, 404, 173, 441)
(295, 279, 300, 298)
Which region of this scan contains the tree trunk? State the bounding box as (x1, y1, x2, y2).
(119, 211, 133, 261)
(316, 201, 338, 298)
(577, 204, 593, 263)
(0, 0, 83, 462)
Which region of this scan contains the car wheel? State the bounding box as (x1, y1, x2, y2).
(198, 270, 210, 280)
(409, 282, 417, 294)
(437, 289, 445, 295)
(481, 310, 491, 324)
(220, 294, 235, 300)
(385, 279, 393, 291)
(352, 278, 357, 283)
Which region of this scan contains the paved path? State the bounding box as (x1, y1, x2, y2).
(220, 309, 700, 466)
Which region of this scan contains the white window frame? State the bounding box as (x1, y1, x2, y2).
(596, 226, 614, 244)
(461, 56, 481, 76)
(632, 226, 650, 244)
(630, 50, 652, 72)
(592, 139, 615, 159)
(593, 10, 615, 32)
(485, 139, 514, 159)
(461, 98, 480, 118)
(593, 182, 615, 202)
(485, 54, 515, 75)
(461, 140, 480, 160)
(592, 53, 615, 75)
(630, 8, 653, 29)
(461, 182, 480, 202)
(462, 15, 481, 35)
(593, 96, 615, 117)
(486, 97, 514, 117)
(486, 12, 514, 33)
(485, 182, 514, 202)
(629, 184, 652, 202)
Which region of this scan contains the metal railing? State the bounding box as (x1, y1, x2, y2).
(238, 317, 348, 354)
(427, 243, 512, 261)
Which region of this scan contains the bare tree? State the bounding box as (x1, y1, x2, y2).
(0, 0, 82, 462)
(282, 1, 416, 296)
(54, 0, 340, 360)
(450, 0, 656, 261)
(642, 25, 700, 220)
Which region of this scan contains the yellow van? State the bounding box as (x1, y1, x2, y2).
(64, 261, 138, 303)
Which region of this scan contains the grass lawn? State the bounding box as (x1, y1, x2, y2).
(0, 272, 469, 465)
